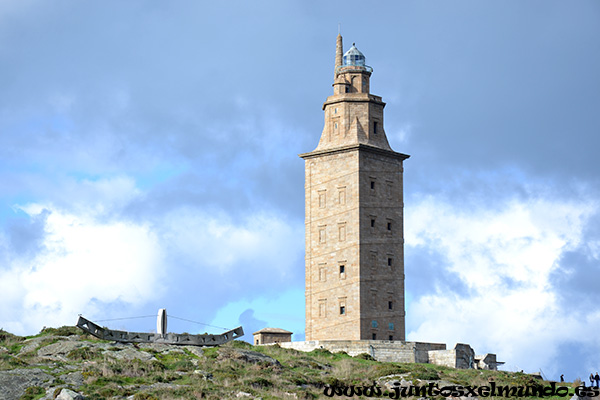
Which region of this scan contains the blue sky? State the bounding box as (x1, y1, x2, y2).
(1, 0, 599, 382)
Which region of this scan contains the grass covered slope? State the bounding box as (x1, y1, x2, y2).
(0, 327, 577, 400)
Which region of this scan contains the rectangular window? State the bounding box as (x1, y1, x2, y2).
(387, 222, 392, 231)
(373, 121, 378, 134)
(388, 301, 393, 310)
(339, 298, 347, 316)
(318, 191, 326, 208)
(389, 323, 395, 331)
(371, 320, 378, 328)
(372, 333, 377, 340)
(338, 224, 346, 241)
(319, 266, 327, 282)
(371, 219, 375, 228)
(388, 257, 393, 266)
(339, 265, 345, 274)
(389, 335, 393, 341)
(370, 181, 375, 190)
(319, 300, 327, 317)
(319, 227, 326, 244)
(338, 187, 346, 205)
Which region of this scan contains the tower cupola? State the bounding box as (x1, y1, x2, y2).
(343, 43, 366, 67)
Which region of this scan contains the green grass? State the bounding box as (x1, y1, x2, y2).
(18, 386, 45, 400)
(0, 329, 583, 400)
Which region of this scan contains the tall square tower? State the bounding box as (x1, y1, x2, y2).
(300, 35, 409, 341)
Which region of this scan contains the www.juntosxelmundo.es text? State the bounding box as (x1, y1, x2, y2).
(324, 382, 600, 398)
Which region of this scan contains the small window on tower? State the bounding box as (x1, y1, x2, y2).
(338, 225, 346, 241)
(388, 257, 393, 266)
(388, 301, 393, 310)
(387, 222, 392, 231)
(372, 333, 377, 340)
(370, 181, 375, 190)
(374, 121, 378, 134)
(319, 267, 326, 282)
(371, 320, 378, 328)
(318, 191, 326, 208)
(345, 86, 349, 93)
(338, 187, 346, 205)
(340, 265, 345, 274)
(389, 335, 393, 341)
(340, 306, 345, 315)
(371, 219, 375, 228)
(389, 323, 395, 331)
(319, 300, 327, 317)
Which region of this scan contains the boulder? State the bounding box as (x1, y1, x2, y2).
(218, 348, 281, 367)
(56, 388, 85, 400)
(0, 368, 55, 400)
(61, 371, 84, 388)
(37, 341, 89, 360)
(103, 347, 155, 361)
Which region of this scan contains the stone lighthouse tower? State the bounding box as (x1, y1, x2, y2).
(300, 35, 409, 341)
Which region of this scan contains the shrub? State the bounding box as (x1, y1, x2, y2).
(133, 394, 159, 400)
(247, 377, 273, 388)
(18, 386, 45, 400)
(39, 326, 80, 336)
(0, 329, 23, 343)
(67, 346, 103, 361)
(354, 353, 375, 361)
(409, 369, 440, 381)
(309, 348, 332, 357)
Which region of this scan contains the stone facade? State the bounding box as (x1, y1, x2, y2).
(252, 328, 292, 345)
(428, 343, 476, 369)
(300, 34, 409, 342)
(285, 35, 503, 372)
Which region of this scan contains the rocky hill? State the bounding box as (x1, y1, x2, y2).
(0, 327, 575, 400)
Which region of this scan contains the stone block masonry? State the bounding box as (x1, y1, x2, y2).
(280, 340, 503, 370)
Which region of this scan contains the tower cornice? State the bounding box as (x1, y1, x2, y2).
(322, 93, 385, 110)
(299, 143, 410, 161)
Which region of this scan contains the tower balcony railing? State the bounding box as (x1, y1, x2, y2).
(336, 64, 373, 74)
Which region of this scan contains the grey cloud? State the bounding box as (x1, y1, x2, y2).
(405, 246, 470, 299)
(6, 209, 50, 257)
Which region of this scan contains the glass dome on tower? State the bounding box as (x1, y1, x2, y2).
(343, 43, 366, 66)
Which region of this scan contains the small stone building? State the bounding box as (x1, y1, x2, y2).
(253, 328, 293, 345)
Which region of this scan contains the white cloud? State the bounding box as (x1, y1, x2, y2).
(405, 195, 599, 375)
(0, 204, 164, 334)
(0, 174, 304, 335)
(160, 206, 303, 278)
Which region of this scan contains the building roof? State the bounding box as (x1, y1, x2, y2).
(252, 327, 293, 335)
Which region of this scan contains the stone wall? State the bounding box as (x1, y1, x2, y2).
(253, 332, 292, 345)
(428, 343, 475, 369)
(281, 340, 502, 370)
(280, 340, 445, 363)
